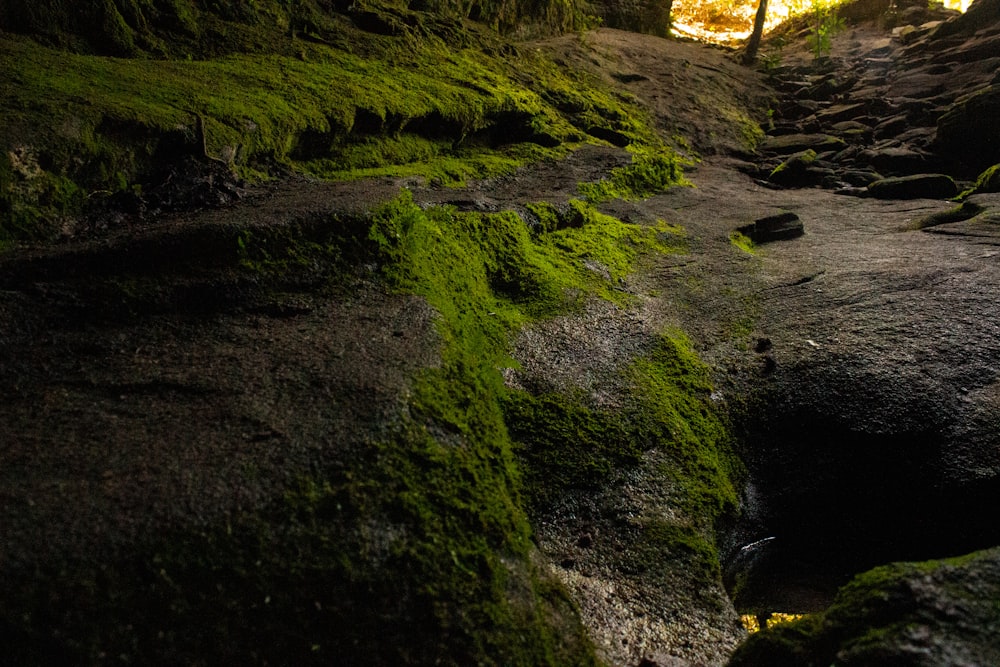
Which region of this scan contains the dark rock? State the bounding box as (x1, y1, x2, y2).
(587, 125, 631, 147)
(829, 120, 871, 134)
(829, 144, 863, 164)
(776, 99, 821, 120)
(768, 150, 822, 186)
(934, 30, 1000, 63)
(895, 126, 936, 147)
(867, 173, 958, 199)
(759, 134, 847, 155)
(960, 163, 1000, 197)
(936, 84, 1000, 171)
(841, 168, 883, 186)
(890, 70, 947, 99)
(815, 103, 867, 124)
(897, 5, 934, 25)
(829, 120, 873, 143)
(768, 123, 806, 137)
(858, 146, 929, 174)
(727, 547, 1000, 667)
(932, 0, 1000, 37)
(736, 212, 804, 243)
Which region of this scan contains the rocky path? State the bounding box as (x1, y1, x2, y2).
(754, 8, 1000, 192)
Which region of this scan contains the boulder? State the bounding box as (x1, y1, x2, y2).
(768, 150, 824, 186)
(873, 114, 909, 139)
(841, 169, 883, 187)
(829, 121, 873, 143)
(727, 547, 1000, 667)
(858, 146, 929, 174)
(867, 173, 958, 199)
(759, 134, 847, 156)
(972, 163, 1000, 192)
(936, 85, 1000, 171)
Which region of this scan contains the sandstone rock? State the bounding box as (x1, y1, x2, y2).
(960, 163, 1000, 197)
(858, 146, 929, 174)
(736, 212, 804, 243)
(815, 103, 867, 124)
(936, 84, 1000, 171)
(760, 134, 847, 156)
(841, 168, 883, 186)
(768, 150, 822, 186)
(727, 547, 1000, 667)
(867, 173, 958, 199)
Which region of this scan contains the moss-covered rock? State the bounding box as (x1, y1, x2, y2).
(0, 174, 729, 663)
(727, 547, 1000, 667)
(0, 0, 592, 57)
(959, 162, 1000, 198)
(867, 173, 958, 200)
(768, 149, 821, 186)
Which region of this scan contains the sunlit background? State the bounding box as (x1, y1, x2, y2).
(670, 0, 973, 43)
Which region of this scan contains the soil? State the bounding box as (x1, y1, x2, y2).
(3, 17, 1000, 667)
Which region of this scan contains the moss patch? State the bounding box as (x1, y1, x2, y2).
(578, 144, 687, 203)
(958, 162, 1000, 199)
(730, 230, 757, 254)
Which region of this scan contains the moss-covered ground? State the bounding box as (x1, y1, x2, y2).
(0, 179, 744, 662)
(0, 0, 677, 246)
(0, 2, 753, 662)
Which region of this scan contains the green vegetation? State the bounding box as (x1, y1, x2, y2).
(806, 0, 846, 60)
(959, 162, 1000, 198)
(730, 230, 757, 254)
(578, 145, 687, 203)
(9, 189, 707, 663)
(0, 0, 666, 245)
(0, 1, 751, 661)
(506, 328, 741, 597)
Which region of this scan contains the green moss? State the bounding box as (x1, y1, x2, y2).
(730, 230, 756, 254)
(505, 391, 648, 508)
(507, 329, 740, 550)
(909, 200, 985, 230)
(769, 148, 817, 184)
(729, 548, 1000, 667)
(958, 162, 1000, 199)
(578, 144, 687, 203)
(631, 331, 740, 518)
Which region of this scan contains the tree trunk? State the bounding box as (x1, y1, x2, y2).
(742, 0, 769, 65)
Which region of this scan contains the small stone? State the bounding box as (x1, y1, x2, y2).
(737, 212, 804, 243)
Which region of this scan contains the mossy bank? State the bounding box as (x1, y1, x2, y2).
(0, 0, 668, 247)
